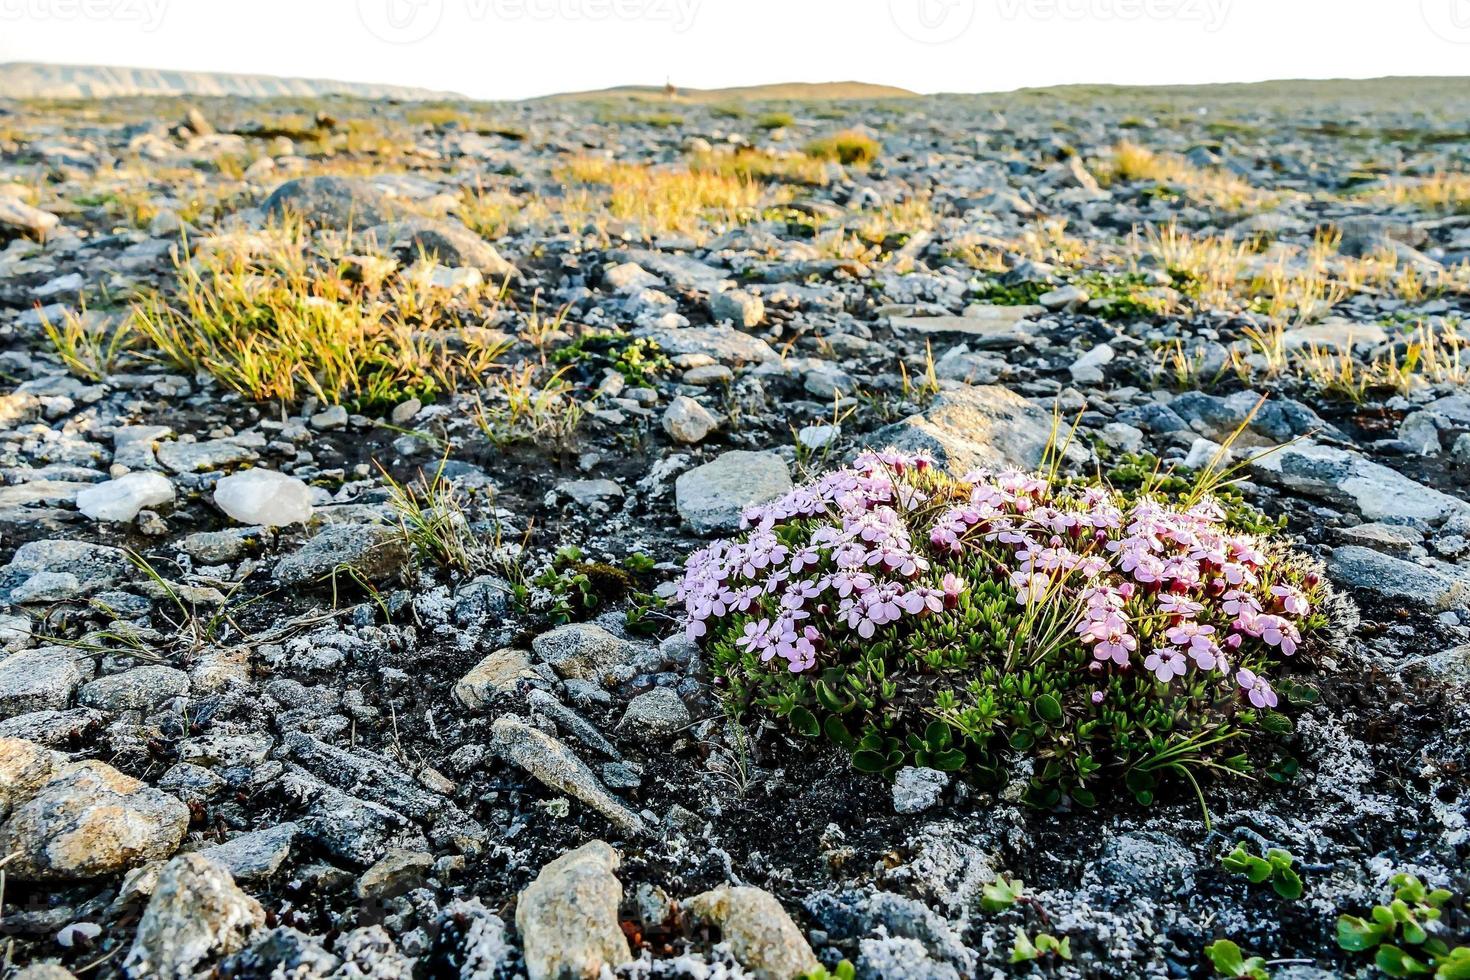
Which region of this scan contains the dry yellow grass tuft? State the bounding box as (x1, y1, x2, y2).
(1360, 172, 1470, 213)
(554, 155, 771, 235)
(688, 147, 830, 186)
(1103, 141, 1269, 213)
(803, 129, 881, 166)
(129, 218, 508, 409)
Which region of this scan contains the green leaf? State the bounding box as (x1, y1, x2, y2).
(1034, 693, 1063, 724)
(1009, 928, 1039, 964)
(1204, 939, 1245, 977)
(930, 748, 967, 771)
(823, 715, 854, 749)
(982, 874, 1025, 912)
(852, 749, 886, 773)
(1260, 711, 1294, 735)
(1265, 848, 1295, 871)
(1338, 914, 1390, 952)
(1434, 947, 1470, 980)
(1273, 867, 1304, 901)
(788, 706, 820, 738)
(923, 720, 951, 748)
(1376, 945, 1432, 976)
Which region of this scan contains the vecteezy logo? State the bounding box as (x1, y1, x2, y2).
(889, 0, 975, 43)
(1422, 0, 1470, 42)
(358, 0, 444, 44)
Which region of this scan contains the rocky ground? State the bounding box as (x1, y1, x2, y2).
(1, 78, 1469, 979)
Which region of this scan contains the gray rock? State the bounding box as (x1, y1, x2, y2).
(0, 759, 189, 880)
(1170, 390, 1337, 443)
(684, 885, 818, 980)
(490, 718, 646, 836)
(532, 623, 635, 684)
(453, 575, 514, 626)
(278, 765, 427, 866)
(1252, 442, 1468, 525)
(216, 927, 340, 979)
(1400, 643, 1470, 687)
(0, 736, 62, 821)
(1081, 830, 1195, 901)
(454, 648, 536, 709)
(890, 305, 1044, 345)
(883, 821, 996, 915)
(634, 326, 778, 365)
(869, 384, 1088, 474)
(433, 899, 512, 977)
(0, 197, 61, 239)
(709, 289, 764, 327)
(675, 450, 792, 533)
(1281, 317, 1388, 352)
(1337, 522, 1424, 556)
(197, 823, 300, 882)
(367, 217, 517, 278)
(78, 665, 189, 713)
(857, 935, 961, 980)
(0, 647, 86, 718)
(356, 848, 434, 900)
(123, 854, 264, 979)
(1039, 284, 1088, 310)
(0, 539, 134, 604)
(618, 688, 690, 738)
(309, 404, 348, 430)
(262, 176, 400, 229)
(527, 689, 621, 760)
(1327, 546, 1467, 609)
(1400, 411, 1443, 455)
(663, 395, 719, 444)
(892, 767, 949, 815)
(178, 527, 263, 564)
(1069, 342, 1114, 383)
(332, 926, 415, 977)
(554, 479, 623, 509)
(805, 889, 975, 977)
(273, 523, 410, 587)
(158, 762, 227, 804)
(0, 708, 106, 748)
(516, 841, 632, 980)
(156, 438, 258, 474)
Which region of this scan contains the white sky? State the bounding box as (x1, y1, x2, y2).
(3, 0, 1470, 101)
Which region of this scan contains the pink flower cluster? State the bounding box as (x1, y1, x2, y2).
(679, 450, 1313, 709)
(678, 451, 947, 672)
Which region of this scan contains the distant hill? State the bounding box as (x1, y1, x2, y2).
(538, 81, 919, 103)
(0, 62, 459, 101)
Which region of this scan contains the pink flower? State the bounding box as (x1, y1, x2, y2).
(941, 573, 966, 608)
(1165, 620, 1216, 652)
(1143, 648, 1187, 682)
(1236, 668, 1278, 708)
(737, 618, 772, 656)
(1271, 584, 1310, 616)
(1158, 593, 1204, 617)
(1093, 632, 1137, 665)
(1257, 615, 1300, 656)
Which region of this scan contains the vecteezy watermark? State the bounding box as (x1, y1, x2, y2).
(995, 0, 1230, 32)
(889, 0, 977, 44)
(0, 0, 167, 31)
(359, 0, 698, 45)
(1421, 0, 1470, 43)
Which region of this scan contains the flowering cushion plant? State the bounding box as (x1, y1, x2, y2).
(678, 449, 1336, 809)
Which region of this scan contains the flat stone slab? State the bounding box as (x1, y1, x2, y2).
(675, 450, 792, 534)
